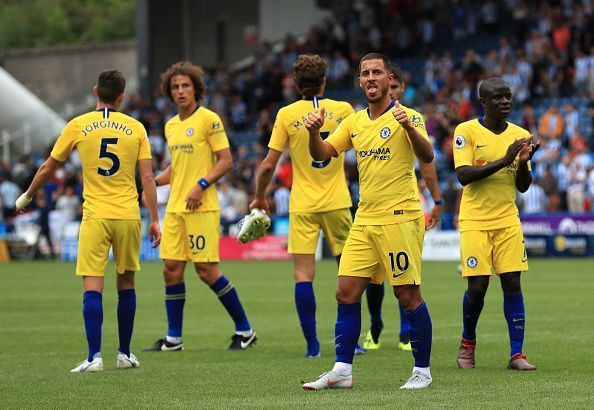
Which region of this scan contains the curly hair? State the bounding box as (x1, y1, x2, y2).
(160, 61, 207, 103)
(293, 55, 328, 99)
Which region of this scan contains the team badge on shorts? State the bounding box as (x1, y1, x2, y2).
(466, 256, 478, 268)
(380, 127, 391, 139)
(455, 135, 466, 148)
(186, 128, 194, 137)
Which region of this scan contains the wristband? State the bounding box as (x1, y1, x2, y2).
(434, 199, 443, 206)
(198, 178, 210, 189)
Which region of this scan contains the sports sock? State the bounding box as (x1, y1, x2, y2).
(504, 292, 525, 357)
(83, 290, 103, 362)
(462, 290, 484, 341)
(117, 289, 136, 357)
(399, 303, 410, 341)
(405, 301, 432, 368)
(165, 282, 185, 338)
(332, 361, 352, 376)
(335, 303, 361, 364)
(413, 366, 431, 379)
(365, 283, 384, 343)
(211, 275, 251, 332)
(295, 281, 319, 355)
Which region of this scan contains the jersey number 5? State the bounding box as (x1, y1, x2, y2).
(98, 137, 120, 176)
(311, 131, 331, 169)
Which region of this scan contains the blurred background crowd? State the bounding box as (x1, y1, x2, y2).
(1, 0, 594, 255)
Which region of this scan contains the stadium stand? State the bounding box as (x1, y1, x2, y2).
(1, 0, 593, 258)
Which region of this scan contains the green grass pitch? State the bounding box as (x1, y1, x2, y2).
(1, 259, 593, 408)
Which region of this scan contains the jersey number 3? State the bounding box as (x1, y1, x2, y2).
(98, 137, 120, 176)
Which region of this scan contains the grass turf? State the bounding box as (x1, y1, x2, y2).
(1, 259, 593, 408)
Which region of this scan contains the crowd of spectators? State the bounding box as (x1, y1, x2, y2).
(1, 0, 594, 256)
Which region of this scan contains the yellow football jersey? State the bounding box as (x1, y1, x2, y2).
(326, 101, 428, 225)
(453, 118, 531, 231)
(269, 97, 354, 213)
(164, 106, 229, 213)
(51, 108, 151, 220)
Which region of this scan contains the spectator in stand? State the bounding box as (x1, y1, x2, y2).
(55, 185, 81, 222)
(33, 190, 55, 260)
(541, 166, 560, 211)
(0, 171, 21, 220)
(273, 183, 290, 217)
(556, 154, 570, 211)
(563, 103, 580, 139)
(567, 161, 587, 213)
(255, 105, 275, 147)
(519, 180, 547, 214)
(538, 105, 564, 140)
(276, 153, 292, 189)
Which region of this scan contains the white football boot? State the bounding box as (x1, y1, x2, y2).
(302, 371, 353, 390)
(237, 209, 271, 243)
(70, 356, 104, 373)
(117, 352, 140, 369)
(400, 370, 432, 389)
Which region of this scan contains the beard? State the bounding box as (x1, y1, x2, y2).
(364, 83, 389, 104)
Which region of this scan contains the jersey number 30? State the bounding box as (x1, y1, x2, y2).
(98, 137, 120, 176)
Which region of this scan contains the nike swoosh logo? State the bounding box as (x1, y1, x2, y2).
(392, 272, 405, 278)
(327, 379, 341, 387)
(79, 362, 93, 372)
(240, 335, 255, 349)
(512, 318, 524, 322)
(351, 133, 358, 138)
(476, 145, 487, 148)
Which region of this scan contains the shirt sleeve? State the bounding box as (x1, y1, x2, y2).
(326, 115, 353, 154)
(453, 124, 474, 168)
(206, 113, 230, 152)
(137, 125, 152, 161)
(50, 119, 78, 162)
(407, 108, 430, 140)
(268, 109, 288, 152)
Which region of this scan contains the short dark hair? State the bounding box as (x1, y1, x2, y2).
(478, 77, 508, 99)
(293, 54, 328, 98)
(160, 61, 207, 103)
(97, 70, 126, 104)
(359, 52, 393, 74)
(390, 64, 403, 82)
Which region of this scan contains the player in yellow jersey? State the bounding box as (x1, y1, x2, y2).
(143, 61, 256, 353)
(364, 64, 443, 352)
(15, 70, 162, 372)
(453, 77, 539, 371)
(250, 54, 361, 358)
(302, 53, 435, 390)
